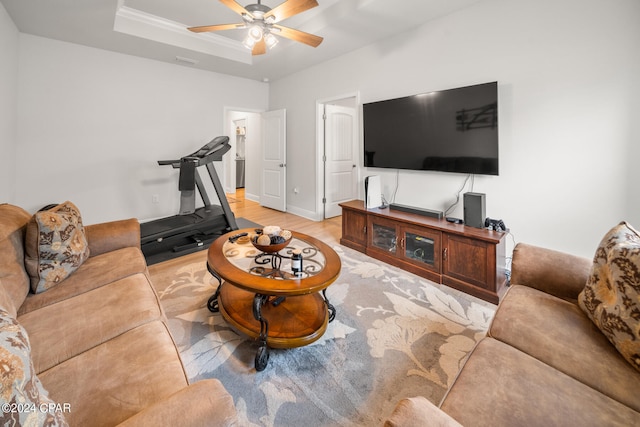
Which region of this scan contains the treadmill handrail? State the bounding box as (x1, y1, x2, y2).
(157, 137, 231, 168)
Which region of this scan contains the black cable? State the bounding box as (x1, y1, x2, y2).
(444, 174, 471, 216)
(391, 169, 399, 203)
(504, 230, 517, 284)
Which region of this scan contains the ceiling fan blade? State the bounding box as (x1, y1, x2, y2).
(264, 0, 319, 23)
(219, 0, 251, 17)
(273, 24, 323, 47)
(252, 38, 267, 55)
(187, 23, 244, 33)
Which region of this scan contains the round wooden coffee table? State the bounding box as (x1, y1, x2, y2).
(206, 228, 341, 371)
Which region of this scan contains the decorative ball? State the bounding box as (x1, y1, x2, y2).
(270, 235, 286, 245)
(262, 225, 281, 236)
(279, 229, 292, 240)
(257, 234, 271, 246)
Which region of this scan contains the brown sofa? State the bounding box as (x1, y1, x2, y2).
(0, 203, 238, 426)
(385, 242, 640, 426)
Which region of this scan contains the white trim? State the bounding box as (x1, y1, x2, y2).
(287, 205, 322, 222)
(114, 6, 251, 64)
(315, 91, 361, 220)
(223, 106, 266, 194)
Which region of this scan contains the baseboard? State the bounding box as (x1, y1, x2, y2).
(244, 192, 260, 203)
(287, 205, 322, 221)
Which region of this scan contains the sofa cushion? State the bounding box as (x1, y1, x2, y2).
(578, 221, 640, 372)
(24, 202, 90, 294)
(384, 396, 463, 427)
(18, 273, 163, 374)
(116, 380, 238, 427)
(0, 204, 32, 317)
(38, 321, 189, 427)
(18, 246, 147, 315)
(0, 308, 68, 427)
(440, 338, 640, 427)
(488, 285, 640, 412)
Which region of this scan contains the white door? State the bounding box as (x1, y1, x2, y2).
(261, 109, 286, 211)
(324, 104, 357, 218)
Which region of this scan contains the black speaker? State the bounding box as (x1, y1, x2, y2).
(463, 192, 486, 228)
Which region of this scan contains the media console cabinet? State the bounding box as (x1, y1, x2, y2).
(339, 200, 507, 304)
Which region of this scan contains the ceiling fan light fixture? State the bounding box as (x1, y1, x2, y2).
(242, 35, 257, 49)
(264, 33, 279, 49)
(248, 25, 263, 41)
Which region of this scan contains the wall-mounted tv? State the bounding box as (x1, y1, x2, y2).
(363, 81, 498, 175)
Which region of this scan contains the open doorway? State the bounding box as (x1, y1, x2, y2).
(316, 94, 360, 219)
(224, 109, 263, 204)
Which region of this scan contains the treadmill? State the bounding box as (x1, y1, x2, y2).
(140, 136, 239, 264)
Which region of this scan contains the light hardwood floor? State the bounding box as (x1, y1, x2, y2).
(228, 189, 343, 246)
(148, 189, 343, 275)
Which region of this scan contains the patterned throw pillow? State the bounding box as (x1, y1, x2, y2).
(24, 202, 90, 294)
(0, 309, 68, 426)
(578, 221, 640, 372)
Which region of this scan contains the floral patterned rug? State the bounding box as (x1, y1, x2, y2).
(150, 244, 496, 426)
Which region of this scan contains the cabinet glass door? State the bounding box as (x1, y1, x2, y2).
(404, 232, 435, 266)
(400, 226, 441, 273)
(371, 223, 397, 253)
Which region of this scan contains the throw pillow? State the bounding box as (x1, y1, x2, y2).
(578, 221, 640, 372)
(0, 309, 68, 426)
(24, 202, 90, 294)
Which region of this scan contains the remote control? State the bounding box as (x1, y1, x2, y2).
(228, 232, 248, 243)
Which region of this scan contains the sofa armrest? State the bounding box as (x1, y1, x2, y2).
(116, 380, 238, 427)
(510, 243, 592, 302)
(384, 397, 463, 427)
(85, 218, 140, 257)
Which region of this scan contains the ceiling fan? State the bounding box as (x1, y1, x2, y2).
(188, 0, 324, 55)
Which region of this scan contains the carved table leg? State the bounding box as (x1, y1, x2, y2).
(206, 263, 222, 313)
(252, 294, 271, 371)
(322, 289, 336, 323)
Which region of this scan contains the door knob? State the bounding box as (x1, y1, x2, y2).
(279, 163, 286, 167)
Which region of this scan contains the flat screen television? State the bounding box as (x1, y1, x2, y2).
(363, 81, 498, 175)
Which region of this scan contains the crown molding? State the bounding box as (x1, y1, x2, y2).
(114, 5, 252, 64)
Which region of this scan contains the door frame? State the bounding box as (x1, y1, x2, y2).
(224, 106, 264, 201)
(315, 92, 361, 220)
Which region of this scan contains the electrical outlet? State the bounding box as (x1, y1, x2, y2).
(152, 194, 160, 204)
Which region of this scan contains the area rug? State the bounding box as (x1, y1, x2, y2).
(150, 244, 496, 426)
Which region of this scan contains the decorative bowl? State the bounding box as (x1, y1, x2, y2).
(251, 235, 292, 253)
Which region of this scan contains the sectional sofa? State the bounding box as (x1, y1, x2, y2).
(0, 203, 238, 426)
(386, 222, 640, 426)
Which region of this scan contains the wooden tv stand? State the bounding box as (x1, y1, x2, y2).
(339, 200, 507, 304)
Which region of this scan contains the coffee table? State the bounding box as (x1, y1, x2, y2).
(206, 228, 341, 371)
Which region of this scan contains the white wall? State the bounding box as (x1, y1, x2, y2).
(14, 34, 268, 224)
(0, 2, 18, 203)
(270, 0, 640, 258)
